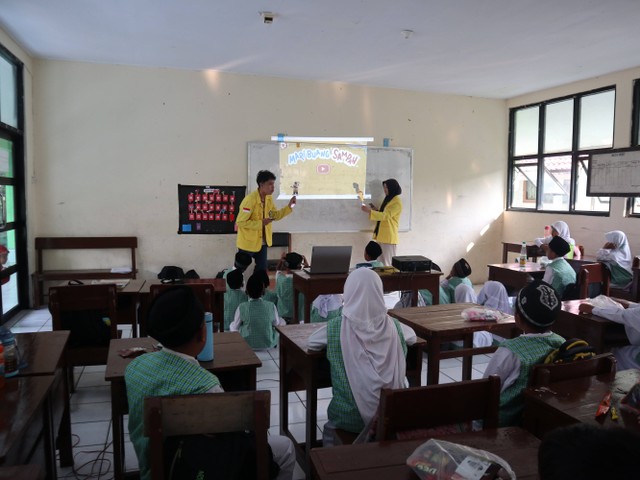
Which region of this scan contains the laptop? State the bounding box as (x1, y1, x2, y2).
(303, 246, 352, 274)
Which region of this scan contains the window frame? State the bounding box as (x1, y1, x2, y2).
(507, 86, 615, 216)
(628, 78, 640, 217)
(0, 42, 28, 322)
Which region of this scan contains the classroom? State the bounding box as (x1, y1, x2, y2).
(2, 2, 640, 479)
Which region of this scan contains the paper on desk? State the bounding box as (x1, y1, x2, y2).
(585, 295, 624, 310)
(93, 279, 130, 289)
(111, 267, 132, 274)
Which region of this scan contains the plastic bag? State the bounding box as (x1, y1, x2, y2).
(407, 439, 515, 480)
(586, 295, 624, 310)
(461, 307, 502, 322)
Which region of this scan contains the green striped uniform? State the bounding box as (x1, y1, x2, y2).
(276, 273, 305, 321)
(420, 285, 451, 305)
(310, 305, 343, 323)
(326, 317, 407, 433)
(125, 350, 221, 480)
(548, 258, 576, 298)
(498, 333, 564, 426)
(224, 288, 248, 331)
(446, 277, 472, 303)
(238, 298, 279, 349)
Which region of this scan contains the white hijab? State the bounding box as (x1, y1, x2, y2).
(454, 284, 477, 303)
(312, 294, 343, 318)
(340, 268, 406, 425)
(478, 281, 513, 314)
(551, 221, 576, 246)
(599, 230, 633, 272)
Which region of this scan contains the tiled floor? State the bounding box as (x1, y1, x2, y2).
(7, 305, 492, 480)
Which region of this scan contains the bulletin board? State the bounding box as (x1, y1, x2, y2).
(587, 148, 640, 196)
(177, 184, 246, 234)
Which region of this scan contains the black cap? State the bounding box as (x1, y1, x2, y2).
(226, 268, 244, 290)
(454, 258, 472, 278)
(234, 251, 252, 270)
(549, 236, 571, 257)
(285, 252, 303, 269)
(516, 280, 561, 328)
(365, 241, 383, 260)
(148, 287, 204, 348)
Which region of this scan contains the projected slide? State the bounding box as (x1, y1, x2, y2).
(277, 142, 368, 199)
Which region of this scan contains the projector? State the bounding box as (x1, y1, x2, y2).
(392, 255, 432, 272)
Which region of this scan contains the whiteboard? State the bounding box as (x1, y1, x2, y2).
(248, 142, 412, 233)
(588, 148, 640, 196)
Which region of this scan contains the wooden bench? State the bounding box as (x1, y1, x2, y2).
(32, 236, 138, 307)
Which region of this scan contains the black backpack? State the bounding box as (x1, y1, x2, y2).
(158, 266, 185, 283)
(543, 338, 597, 364)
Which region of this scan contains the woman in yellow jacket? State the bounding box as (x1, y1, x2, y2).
(236, 170, 296, 271)
(361, 179, 402, 266)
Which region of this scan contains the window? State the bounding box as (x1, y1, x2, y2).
(0, 43, 26, 322)
(508, 87, 614, 214)
(629, 79, 640, 217)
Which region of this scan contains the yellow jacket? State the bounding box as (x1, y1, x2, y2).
(369, 196, 402, 245)
(236, 190, 292, 252)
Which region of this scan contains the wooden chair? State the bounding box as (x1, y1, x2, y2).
(375, 376, 500, 441)
(609, 256, 640, 302)
(149, 282, 219, 330)
(49, 284, 118, 390)
(577, 263, 610, 299)
(529, 353, 617, 387)
(144, 391, 271, 480)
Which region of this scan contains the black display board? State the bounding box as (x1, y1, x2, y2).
(177, 185, 246, 234)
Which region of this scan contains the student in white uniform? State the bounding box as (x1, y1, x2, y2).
(477, 281, 513, 314)
(579, 300, 640, 369)
(596, 230, 634, 288)
(534, 220, 580, 259)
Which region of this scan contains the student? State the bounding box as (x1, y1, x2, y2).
(477, 281, 513, 314)
(364, 240, 384, 268)
(310, 294, 343, 323)
(222, 251, 252, 280)
(534, 220, 580, 259)
(308, 268, 417, 445)
(483, 280, 565, 427)
(538, 424, 640, 480)
(596, 230, 633, 288)
(125, 287, 295, 480)
(418, 263, 451, 305)
(275, 251, 308, 322)
(223, 268, 248, 331)
(542, 236, 576, 299)
(230, 273, 285, 349)
(442, 258, 473, 302)
(256, 268, 278, 305)
(579, 300, 640, 369)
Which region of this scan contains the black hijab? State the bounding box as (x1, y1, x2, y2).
(374, 179, 402, 237)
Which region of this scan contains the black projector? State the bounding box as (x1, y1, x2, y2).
(392, 255, 432, 272)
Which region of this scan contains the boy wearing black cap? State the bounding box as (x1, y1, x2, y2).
(223, 268, 248, 331)
(484, 280, 565, 426)
(364, 241, 384, 268)
(125, 287, 295, 480)
(542, 235, 576, 299)
(230, 272, 285, 349)
(222, 251, 252, 281)
(275, 251, 308, 322)
(442, 258, 473, 302)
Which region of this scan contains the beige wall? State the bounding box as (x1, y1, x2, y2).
(29, 60, 508, 281)
(505, 67, 640, 258)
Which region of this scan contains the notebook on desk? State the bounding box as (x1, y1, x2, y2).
(303, 246, 352, 274)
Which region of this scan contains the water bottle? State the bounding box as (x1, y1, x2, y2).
(519, 241, 527, 269)
(0, 326, 19, 378)
(197, 312, 214, 362)
(544, 225, 551, 238)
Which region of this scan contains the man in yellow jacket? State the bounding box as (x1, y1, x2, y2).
(236, 170, 296, 271)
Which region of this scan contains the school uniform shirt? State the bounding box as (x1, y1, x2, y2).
(275, 271, 305, 320)
(230, 298, 285, 349)
(369, 260, 384, 268)
(593, 303, 640, 369)
(542, 257, 577, 299)
(224, 287, 248, 331)
(484, 332, 565, 427)
(442, 276, 472, 303)
(235, 190, 292, 252)
(369, 196, 402, 245)
(419, 285, 452, 305)
(310, 294, 343, 323)
(125, 348, 223, 480)
(597, 231, 634, 287)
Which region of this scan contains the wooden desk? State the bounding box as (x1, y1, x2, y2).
(0, 376, 56, 480)
(501, 241, 544, 263)
(16, 332, 73, 468)
(523, 368, 640, 438)
(276, 323, 426, 475)
(389, 303, 518, 385)
(554, 299, 629, 353)
(487, 262, 545, 295)
(292, 270, 442, 322)
(310, 427, 540, 480)
(0, 465, 45, 480)
(105, 334, 261, 480)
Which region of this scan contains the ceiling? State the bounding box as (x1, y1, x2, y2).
(1, 0, 639, 99)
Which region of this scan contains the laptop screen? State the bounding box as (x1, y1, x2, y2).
(306, 246, 352, 274)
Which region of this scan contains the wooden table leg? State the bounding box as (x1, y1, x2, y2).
(461, 334, 474, 381)
(111, 382, 125, 480)
(427, 338, 441, 385)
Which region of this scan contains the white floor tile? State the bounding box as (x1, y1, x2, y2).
(70, 386, 111, 405)
(70, 401, 112, 423)
(72, 420, 110, 446)
(439, 366, 463, 382)
(258, 359, 280, 375)
(77, 372, 111, 388)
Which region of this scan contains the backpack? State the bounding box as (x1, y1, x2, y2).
(543, 338, 596, 364)
(158, 266, 185, 283)
(61, 309, 112, 348)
